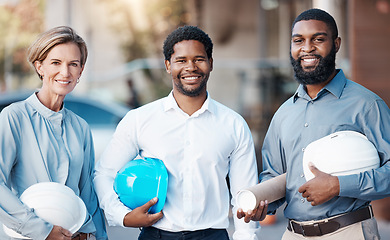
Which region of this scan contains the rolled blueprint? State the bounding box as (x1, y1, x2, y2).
(236, 173, 286, 212)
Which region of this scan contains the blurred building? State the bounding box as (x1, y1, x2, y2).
(1, 0, 389, 169)
(37, 0, 388, 140)
(0, 0, 389, 228)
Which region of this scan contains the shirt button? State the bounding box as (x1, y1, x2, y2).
(304, 123, 309, 127)
(302, 148, 305, 152)
(300, 174, 304, 178)
(301, 199, 305, 203)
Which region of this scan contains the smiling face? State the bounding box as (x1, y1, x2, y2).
(165, 40, 213, 98)
(35, 42, 84, 98)
(290, 20, 340, 85)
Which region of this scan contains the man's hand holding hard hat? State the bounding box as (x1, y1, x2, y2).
(113, 157, 168, 228)
(299, 131, 380, 205)
(123, 197, 163, 228)
(298, 162, 340, 206)
(237, 130, 380, 222)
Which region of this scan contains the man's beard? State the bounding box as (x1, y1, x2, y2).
(174, 74, 208, 97)
(290, 45, 337, 85)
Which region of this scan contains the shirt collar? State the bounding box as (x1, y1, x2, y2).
(293, 69, 347, 102)
(27, 92, 65, 122)
(163, 91, 213, 116)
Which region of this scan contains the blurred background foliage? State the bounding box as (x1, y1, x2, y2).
(99, 0, 189, 62)
(94, 0, 194, 100)
(0, 0, 44, 90)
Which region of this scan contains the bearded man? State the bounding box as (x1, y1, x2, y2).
(238, 8, 390, 240)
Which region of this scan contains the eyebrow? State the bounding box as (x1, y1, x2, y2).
(292, 32, 328, 38)
(174, 55, 207, 60)
(50, 58, 80, 63)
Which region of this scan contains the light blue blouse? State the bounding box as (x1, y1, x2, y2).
(0, 93, 107, 239)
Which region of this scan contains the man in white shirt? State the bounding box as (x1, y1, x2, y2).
(94, 26, 260, 240)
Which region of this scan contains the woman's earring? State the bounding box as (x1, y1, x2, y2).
(77, 79, 80, 83)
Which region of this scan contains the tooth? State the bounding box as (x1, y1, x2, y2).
(303, 59, 315, 62)
(57, 80, 70, 84)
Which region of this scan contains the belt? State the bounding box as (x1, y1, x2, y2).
(287, 205, 373, 237)
(142, 227, 227, 238)
(72, 232, 92, 240)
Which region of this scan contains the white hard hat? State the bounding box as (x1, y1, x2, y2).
(303, 131, 380, 181)
(3, 182, 87, 239)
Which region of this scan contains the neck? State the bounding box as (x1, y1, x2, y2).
(305, 69, 338, 99)
(36, 90, 65, 112)
(173, 90, 207, 116)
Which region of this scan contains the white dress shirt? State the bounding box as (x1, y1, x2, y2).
(94, 92, 260, 239)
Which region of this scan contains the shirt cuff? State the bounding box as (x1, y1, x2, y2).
(232, 215, 260, 240)
(100, 193, 131, 227)
(19, 214, 52, 239)
(78, 213, 96, 234)
(338, 174, 359, 197)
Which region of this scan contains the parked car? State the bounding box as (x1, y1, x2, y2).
(0, 90, 130, 159)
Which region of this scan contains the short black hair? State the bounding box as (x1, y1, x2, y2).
(163, 25, 213, 61)
(292, 8, 338, 40)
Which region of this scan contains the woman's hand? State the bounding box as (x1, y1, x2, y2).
(46, 225, 72, 240)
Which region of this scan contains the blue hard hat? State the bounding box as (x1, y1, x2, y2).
(113, 157, 168, 213)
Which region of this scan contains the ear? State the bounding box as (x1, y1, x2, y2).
(79, 65, 85, 77)
(164, 59, 171, 74)
(209, 57, 213, 71)
(334, 37, 341, 53)
(34, 60, 43, 76)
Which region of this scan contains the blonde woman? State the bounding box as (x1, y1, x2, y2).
(0, 26, 107, 240)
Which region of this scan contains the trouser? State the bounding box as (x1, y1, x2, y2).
(138, 227, 229, 240)
(282, 217, 380, 240)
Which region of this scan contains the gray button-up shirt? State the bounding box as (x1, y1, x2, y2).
(261, 69, 390, 221)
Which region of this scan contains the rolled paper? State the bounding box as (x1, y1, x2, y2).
(236, 173, 286, 212)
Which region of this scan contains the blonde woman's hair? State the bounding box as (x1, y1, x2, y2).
(27, 26, 88, 79)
